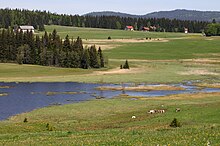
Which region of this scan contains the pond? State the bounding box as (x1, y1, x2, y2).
(0, 82, 220, 120)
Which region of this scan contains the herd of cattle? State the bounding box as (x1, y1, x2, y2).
(148, 108, 181, 114)
(131, 108, 181, 119)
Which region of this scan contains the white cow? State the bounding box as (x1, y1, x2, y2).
(148, 110, 156, 114)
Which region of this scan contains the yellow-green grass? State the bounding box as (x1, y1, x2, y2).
(1, 57, 220, 83)
(0, 92, 220, 145)
(0, 60, 219, 83)
(41, 25, 199, 39)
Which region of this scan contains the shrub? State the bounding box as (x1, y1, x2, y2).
(170, 118, 181, 128)
(23, 118, 28, 123)
(46, 123, 55, 131)
(123, 60, 130, 69)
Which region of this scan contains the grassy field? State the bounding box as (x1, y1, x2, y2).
(0, 25, 219, 83)
(0, 93, 220, 145)
(106, 37, 220, 60)
(41, 25, 198, 39)
(0, 25, 220, 145)
(0, 60, 219, 83)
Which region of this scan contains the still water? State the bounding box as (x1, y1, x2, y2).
(0, 82, 219, 120)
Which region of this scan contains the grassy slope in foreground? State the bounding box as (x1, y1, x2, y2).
(0, 93, 220, 145)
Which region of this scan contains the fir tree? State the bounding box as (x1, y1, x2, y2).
(123, 60, 129, 69)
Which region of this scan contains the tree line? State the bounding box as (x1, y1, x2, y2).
(0, 29, 105, 69)
(0, 8, 208, 33)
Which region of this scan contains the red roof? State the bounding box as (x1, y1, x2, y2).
(143, 27, 150, 30)
(126, 26, 134, 29)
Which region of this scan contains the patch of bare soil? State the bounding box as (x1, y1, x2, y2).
(83, 38, 169, 50)
(178, 69, 219, 76)
(92, 67, 144, 75)
(150, 92, 220, 100)
(84, 38, 169, 43)
(195, 83, 220, 89)
(83, 44, 121, 50)
(96, 85, 185, 91)
(0, 93, 8, 96)
(183, 58, 220, 64)
(0, 86, 11, 89)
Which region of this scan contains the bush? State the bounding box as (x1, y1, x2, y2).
(123, 60, 129, 69)
(170, 118, 181, 128)
(46, 123, 55, 131)
(23, 117, 28, 123)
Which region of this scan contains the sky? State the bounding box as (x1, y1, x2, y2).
(0, 0, 219, 15)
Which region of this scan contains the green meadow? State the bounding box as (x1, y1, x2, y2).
(0, 93, 220, 145)
(0, 25, 220, 145)
(0, 26, 219, 83)
(41, 25, 193, 39)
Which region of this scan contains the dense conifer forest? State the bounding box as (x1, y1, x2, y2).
(0, 28, 105, 69)
(0, 8, 208, 33)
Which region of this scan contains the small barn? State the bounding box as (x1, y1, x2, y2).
(125, 26, 134, 31)
(184, 28, 188, 34)
(142, 27, 150, 31)
(17, 26, 35, 33)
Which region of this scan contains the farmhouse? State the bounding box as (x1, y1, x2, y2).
(16, 26, 35, 33)
(150, 26, 157, 31)
(142, 27, 150, 31)
(184, 28, 188, 34)
(125, 26, 134, 31)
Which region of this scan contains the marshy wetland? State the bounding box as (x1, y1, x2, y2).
(0, 81, 220, 121)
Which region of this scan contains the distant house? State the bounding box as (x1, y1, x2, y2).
(184, 28, 188, 34)
(142, 27, 150, 31)
(125, 26, 134, 31)
(16, 26, 35, 33)
(150, 26, 157, 31)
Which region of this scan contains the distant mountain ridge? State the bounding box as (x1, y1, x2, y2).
(84, 11, 140, 18)
(85, 9, 220, 22)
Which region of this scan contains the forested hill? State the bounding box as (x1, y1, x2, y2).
(145, 9, 220, 22)
(84, 11, 139, 18)
(85, 9, 220, 22)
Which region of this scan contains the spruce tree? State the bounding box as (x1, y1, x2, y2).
(123, 60, 130, 69)
(81, 49, 90, 69)
(98, 47, 104, 68)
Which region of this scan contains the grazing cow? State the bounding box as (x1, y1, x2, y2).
(132, 116, 136, 119)
(157, 109, 165, 113)
(148, 110, 156, 114)
(176, 108, 181, 112)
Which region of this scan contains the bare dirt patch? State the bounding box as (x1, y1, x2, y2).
(195, 83, 220, 89)
(96, 85, 185, 91)
(84, 38, 169, 43)
(183, 58, 220, 64)
(120, 92, 220, 100)
(151, 92, 220, 100)
(83, 44, 121, 50)
(178, 69, 219, 76)
(83, 38, 169, 50)
(92, 67, 145, 75)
